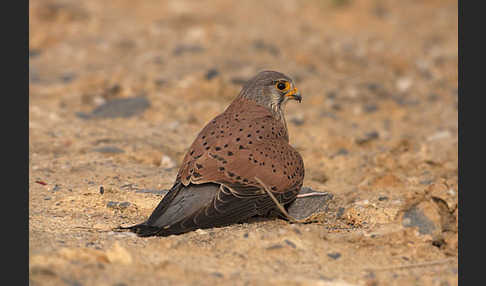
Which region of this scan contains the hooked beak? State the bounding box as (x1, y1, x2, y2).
(285, 88, 302, 103)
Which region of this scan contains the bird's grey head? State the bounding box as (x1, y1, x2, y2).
(237, 71, 302, 115)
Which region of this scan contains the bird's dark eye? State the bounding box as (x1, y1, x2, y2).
(276, 81, 289, 91)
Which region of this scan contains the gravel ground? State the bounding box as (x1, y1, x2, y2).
(29, 0, 458, 285)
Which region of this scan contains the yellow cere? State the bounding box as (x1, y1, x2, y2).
(285, 87, 299, 97)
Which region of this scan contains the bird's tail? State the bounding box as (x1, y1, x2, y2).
(114, 182, 185, 237)
(115, 224, 162, 237)
(114, 182, 219, 237)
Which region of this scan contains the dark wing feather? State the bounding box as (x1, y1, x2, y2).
(120, 181, 299, 237)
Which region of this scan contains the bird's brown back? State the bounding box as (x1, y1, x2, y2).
(177, 97, 304, 194)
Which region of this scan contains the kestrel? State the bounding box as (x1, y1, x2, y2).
(120, 71, 305, 236)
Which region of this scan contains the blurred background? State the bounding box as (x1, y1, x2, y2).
(29, 0, 458, 285)
(29, 0, 457, 98)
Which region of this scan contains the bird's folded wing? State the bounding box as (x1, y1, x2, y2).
(126, 181, 300, 237)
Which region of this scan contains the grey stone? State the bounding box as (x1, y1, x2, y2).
(402, 205, 436, 235)
(77, 96, 150, 119)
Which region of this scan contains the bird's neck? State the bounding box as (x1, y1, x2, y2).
(228, 97, 289, 140)
(273, 105, 288, 136)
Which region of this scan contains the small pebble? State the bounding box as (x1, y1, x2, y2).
(396, 77, 413, 92)
(327, 252, 341, 260)
(367, 83, 382, 92)
(119, 202, 131, 209)
(154, 78, 166, 87)
(160, 155, 176, 169)
(211, 272, 224, 278)
(103, 84, 121, 98)
(326, 91, 337, 99)
(420, 179, 434, 185)
(333, 148, 349, 157)
(336, 207, 345, 218)
(205, 69, 219, 80)
(107, 201, 118, 208)
(266, 244, 283, 250)
(356, 131, 379, 145)
(292, 227, 302, 235)
(331, 103, 342, 111)
(60, 73, 76, 83)
(427, 131, 451, 141)
(393, 96, 420, 106)
(284, 239, 296, 248)
(432, 238, 446, 248)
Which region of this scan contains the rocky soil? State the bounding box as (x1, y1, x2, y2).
(29, 0, 458, 285)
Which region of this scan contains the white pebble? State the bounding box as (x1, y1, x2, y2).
(427, 131, 451, 141)
(160, 155, 176, 169)
(396, 77, 413, 92)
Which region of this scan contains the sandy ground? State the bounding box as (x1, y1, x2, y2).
(29, 0, 458, 285)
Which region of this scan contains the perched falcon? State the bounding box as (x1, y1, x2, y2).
(121, 70, 304, 236)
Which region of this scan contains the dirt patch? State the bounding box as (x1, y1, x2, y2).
(29, 0, 458, 285)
